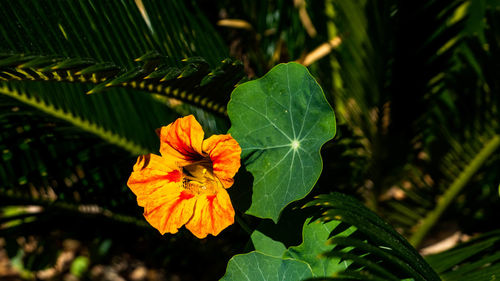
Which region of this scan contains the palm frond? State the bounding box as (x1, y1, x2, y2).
(382, 6, 500, 245)
(0, 0, 227, 66)
(0, 53, 245, 115)
(0, 118, 136, 212)
(409, 134, 500, 246)
(326, 0, 467, 204)
(425, 231, 500, 280)
(304, 193, 441, 281)
(0, 84, 150, 154)
(0, 0, 242, 155)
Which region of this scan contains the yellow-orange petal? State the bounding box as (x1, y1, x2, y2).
(127, 154, 182, 207)
(185, 186, 235, 238)
(144, 187, 197, 235)
(159, 115, 205, 166)
(202, 134, 241, 188)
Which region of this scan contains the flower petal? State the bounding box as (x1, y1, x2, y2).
(202, 134, 241, 188)
(128, 154, 195, 235)
(185, 186, 235, 238)
(127, 154, 182, 207)
(160, 115, 205, 165)
(143, 187, 197, 235)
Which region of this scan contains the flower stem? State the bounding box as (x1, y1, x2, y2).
(235, 213, 253, 235)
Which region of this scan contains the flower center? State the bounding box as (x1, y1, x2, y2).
(182, 159, 220, 195)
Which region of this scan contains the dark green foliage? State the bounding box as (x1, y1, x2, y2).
(306, 193, 440, 281)
(378, 3, 500, 245)
(1, 0, 500, 280)
(0, 53, 245, 115)
(426, 231, 500, 280)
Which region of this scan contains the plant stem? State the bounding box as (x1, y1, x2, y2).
(409, 134, 500, 248)
(235, 213, 253, 235)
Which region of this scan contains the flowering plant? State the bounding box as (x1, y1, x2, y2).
(123, 63, 442, 280)
(2, 2, 498, 280)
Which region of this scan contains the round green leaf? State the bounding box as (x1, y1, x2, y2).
(228, 62, 336, 221)
(220, 252, 313, 281)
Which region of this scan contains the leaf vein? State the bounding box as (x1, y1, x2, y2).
(286, 65, 297, 139)
(233, 100, 292, 142)
(298, 76, 315, 138)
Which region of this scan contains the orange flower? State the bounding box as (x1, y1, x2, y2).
(127, 115, 241, 238)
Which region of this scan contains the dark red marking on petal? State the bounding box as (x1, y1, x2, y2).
(180, 190, 195, 201)
(129, 170, 182, 184)
(138, 154, 151, 170)
(162, 190, 195, 229)
(206, 194, 217, 231)
(164, 170, 182, 182)
(167, 137, 203, 161)
(164, 121, 204, 160)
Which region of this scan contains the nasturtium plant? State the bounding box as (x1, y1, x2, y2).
(228, 62, 336, 222)
(222, 219, 355, 279)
